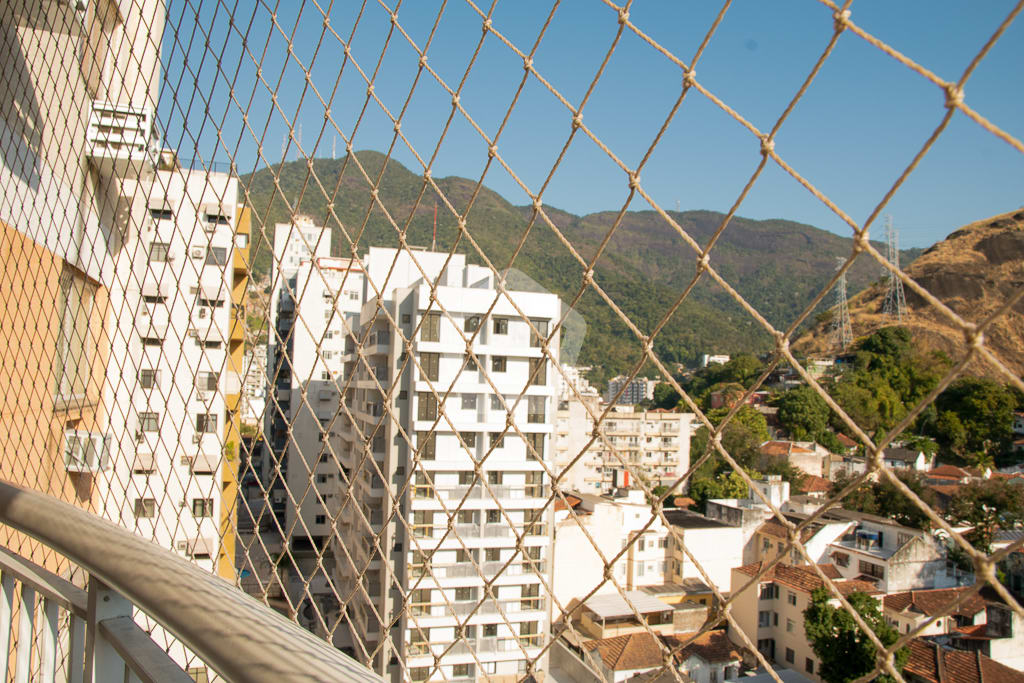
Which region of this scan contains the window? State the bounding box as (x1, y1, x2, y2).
(897, 532, 914, 547)
(483, 624, 498, 637)
(464, 315, 481, 332)
(421, 312, 441, 342)
(529, 357, 547, 385)
(139, 412, 159, 432)
(528, 396, 546, 423)
(198, 340, 221, 350)
(417, 432, 435, 460)
(785, 648, 795, 664)
(487, 471, 502, 485)
(486, 510, 500, 524)
(758, 611, 771, 627)
(786, 618, 794, 633)
(490, 394, 504, 411)
(529, 318, 548, 348)
(453, 663, 474, 678)
(458, 472, 475, 486)
(205, 246, 228, 266)
(408, 668, 429, 682)
(858, 560, 885, 579)
(489, 432, 505, 448)
(493, 317, 508, 334)
(806, 658, 815, 674)
(526, 432, 544, 460)
(196, 371, 218, 392)
(461, 394, 477, 410)
(788, 591, 797, 606)
(315, 514, 326, 525)
(459, 432, 477, 448)
(464, 354, 478, 372)
(417, 393, 437, 421)
(134, 498, 156, 518)
(54, 270, 97, 400)
(187, 667, 209, 683)
(421, 352, 439, 381)
(192, 498, 213, 517)
(485, 548, 500, 562)
(455, 587, 476, 601)
(139, 369, 158, 389)
(491, 356, 507, 372)
(149, 241, 170, 261)
(833, 551, 850, 568)
(482, 662, 497, 675)
(196, 413, 218, 433)
(759, 584, 778, 600)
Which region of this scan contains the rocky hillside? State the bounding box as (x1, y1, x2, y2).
(796, 208, 1024, 378)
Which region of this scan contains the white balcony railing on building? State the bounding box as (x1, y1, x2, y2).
(0, 479, 380, 682)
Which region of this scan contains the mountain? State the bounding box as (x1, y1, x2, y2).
(795, 208, 1024, 378)
(240, 151, 920, 380)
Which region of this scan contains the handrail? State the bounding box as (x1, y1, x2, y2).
(0, 479, 381, 683)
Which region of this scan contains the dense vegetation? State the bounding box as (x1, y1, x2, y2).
(240, 152, 915, 380)
(804, 587, 907, 683)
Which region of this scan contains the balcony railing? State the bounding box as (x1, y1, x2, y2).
(0, 479, 380, 682)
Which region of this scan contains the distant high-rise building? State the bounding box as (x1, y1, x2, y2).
(605, 375, 656, 405)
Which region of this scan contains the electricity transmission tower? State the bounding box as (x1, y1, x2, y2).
(882, 215, 908, 321)
(831, 257, 853, 351)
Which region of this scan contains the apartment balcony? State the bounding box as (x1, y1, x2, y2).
(136, 318, 168, 341)
(85, 101, 158, 179)
(0, 479, 379, 682)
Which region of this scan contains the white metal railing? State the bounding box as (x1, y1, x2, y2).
(0, 480, 380, 682)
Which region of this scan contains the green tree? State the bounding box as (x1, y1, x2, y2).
(948, 479, 1024, 552)
(775, 386, 831, 441)
(804, 587, 908, 683)
(688, 470, 748, 513)
(933, 377, 1016, 463)
(830, 472, 935, 530)
(652, 382, 682, 410)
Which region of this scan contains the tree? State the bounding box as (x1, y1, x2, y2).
(948, 479, 1024, 552)
(775, 386, 831, 441)
(804, 587, 908, 683)
(652, 382, 681, 410)
(933, 377, 1016, 464)
(688, 470, 748, 513)
(830, 472, 935, 530)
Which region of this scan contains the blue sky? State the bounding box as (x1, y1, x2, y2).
(159, 1, 1023, 248)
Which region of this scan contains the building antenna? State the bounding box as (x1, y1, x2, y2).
(882, 215, 908, 322)
(831, 257, 853, 352)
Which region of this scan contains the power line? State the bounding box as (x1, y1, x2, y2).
(882, 215, 908, 322)
(831, 257, 853, 351)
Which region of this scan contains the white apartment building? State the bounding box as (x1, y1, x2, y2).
(605, 375, 656, 405)
(557, 365, 599, 400)
(551, 491, 744, 610)
(554, 400, 694, 495)
(106, 164, 245, 579)
(329, 248, 561, 683)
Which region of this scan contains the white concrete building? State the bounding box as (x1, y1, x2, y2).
(330, 248, 561, 682)
(553, 400, 694, 495)
(242, 344, 267, 424)
(106, 164, 244, 577)
(605, 375, 656, 405)
(557, 365, 599, 400)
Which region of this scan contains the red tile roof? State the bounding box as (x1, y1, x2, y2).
(734, 562, 879, 596)
(905, 638, 1024, 683)
(665, 630, 742, 664)
(883, 586, 988, 618)
(954, 623, 994, 640)
(837, 433, 859, 449)
(930, 465, 973, 479)
(554, 494, 583, 512)
(760, 441, 817, 457)
(799, 475, 832, 494)
(583, 632, 666, 671)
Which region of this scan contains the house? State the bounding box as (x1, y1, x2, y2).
(664, 508, 746, 594)
(824, 509, 970, 592)
(728, 562, 880, 676)
(572, 629, 744, 683)
(797, 475, 832, 499)
(948, 602, 1024, 672)
(883, 447, 934, 472)
(577, 592, 678, 639)
(753, 516, 854, 567)
(883, 586, 990, 637)
(904, 638, 1024, 682)
(759, 441, 831, 479)
(667, 630, 744, 683)
(706, 476, 790, 563)
(1013, 412, 1024, 437)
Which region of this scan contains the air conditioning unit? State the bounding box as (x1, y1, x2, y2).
(191, 247, 205, 259)
(198, 308, 208, 319)
(176, 541, 188, 551)
(63, 431, 111, 472)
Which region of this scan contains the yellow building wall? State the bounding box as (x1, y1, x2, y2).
(0, 219, 109, 572)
